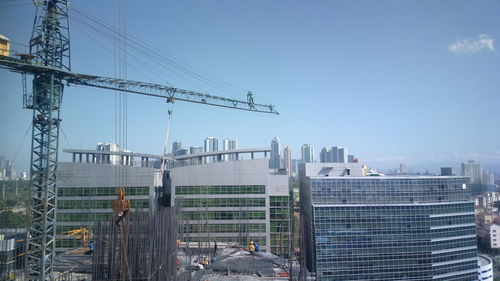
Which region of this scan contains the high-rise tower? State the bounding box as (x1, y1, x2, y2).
(283, 146, 292, 176)
(204, 137, 218, 163)
(270, 137, 281, 169)
(301, 144, 314, 163)
(223, 138, 238, 161)
(172, 140, 182, 156)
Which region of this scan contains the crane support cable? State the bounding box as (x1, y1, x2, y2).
(69, 6, 261, 101)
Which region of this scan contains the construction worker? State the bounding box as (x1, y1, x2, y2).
(247, 91, 256, 109)
(249, 241, 255, 253)
(254, 242, 260, 252)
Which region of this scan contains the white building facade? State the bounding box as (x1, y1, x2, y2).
(171, 158, 290, 256)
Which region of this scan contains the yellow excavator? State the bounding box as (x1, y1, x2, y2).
(62, 227, 93, 255)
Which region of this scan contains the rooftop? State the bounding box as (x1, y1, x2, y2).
(478, 254, 492, 267)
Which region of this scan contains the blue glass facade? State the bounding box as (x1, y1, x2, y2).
(300, 176, 478, 281)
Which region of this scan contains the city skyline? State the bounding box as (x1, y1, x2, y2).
(1, 1, 500, 174)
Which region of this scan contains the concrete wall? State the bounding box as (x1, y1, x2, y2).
(58, 162, 156, 188)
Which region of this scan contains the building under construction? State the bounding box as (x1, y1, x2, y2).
(92, 207, 177, 281)
(51, 145, 293, 280)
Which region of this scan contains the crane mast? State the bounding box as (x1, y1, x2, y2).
(0, 1, 277, 280)
(25, 1, 70, 280)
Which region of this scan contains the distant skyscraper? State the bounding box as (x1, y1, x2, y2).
(291, 159, 300, 175)
(204, 137, 218, 163)
(347, 154, 355, 163)
(5, 161, 13, 179)
(482, 172, 495, 185)
(441, 167, 453, 176)
(189, 146, 203, 155)
(461, 160, 496, 195)
(283, 147, 292, 177)
(320, 147, 330, 163)
(270, 137, 281, 169)
(222, 138, 238, 161)
(331, 146, 347, 163)
(461, 160, 483, 184)
(0, 156, 5, 175)
(172, 140, 182, 156)
(301, 144, 314, 163)
(399, 163, 407, 174)
(319, 146, 350, 163)
(189, 146, 203, 165)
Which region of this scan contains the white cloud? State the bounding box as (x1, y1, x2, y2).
(448, 34, 494, 54)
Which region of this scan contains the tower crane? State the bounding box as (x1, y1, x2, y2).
(0, 1, 278, 280)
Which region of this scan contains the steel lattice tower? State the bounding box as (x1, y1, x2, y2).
(26, 1, 70, 280)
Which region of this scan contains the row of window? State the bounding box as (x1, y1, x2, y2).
(270, 196, 289, 207)
(57, 213, 111, 222)
(57, 199, 149, 209)
(176, 198, 265, 208)
(181, 236, 266, 246)
(310, 179, 470, 204)
(57, 186, 149, 197)
(270, 208, 289, 219)
(434, 272, 479, 281)
(175, 185, 265, 195)
(180, 210, 266, 220)
(311, 178, 468, 185)
(271, 221, 289, 233)
(180, 223, 266, 233)
(313, 225, 475, 237)
(314, 203, 473, 216)
(431, 249, 477, 263)
(432, 261, 478, 276)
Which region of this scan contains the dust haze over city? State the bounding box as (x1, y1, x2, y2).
(0, 0, 500, 281)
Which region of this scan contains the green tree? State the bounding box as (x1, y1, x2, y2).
(0, 211, 27, 228)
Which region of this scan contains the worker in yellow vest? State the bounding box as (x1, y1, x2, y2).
(249, 241, 255, 253)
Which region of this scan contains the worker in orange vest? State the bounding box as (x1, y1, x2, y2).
(249, 241, 255, 253)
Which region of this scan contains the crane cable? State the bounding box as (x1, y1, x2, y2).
(160, 109, 173, 174)
(69, 6, 269, 103)
(10, 123, 31, 169)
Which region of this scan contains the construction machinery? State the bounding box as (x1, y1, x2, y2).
(61, 227, 93, 255)
(0, 1, 278, 280)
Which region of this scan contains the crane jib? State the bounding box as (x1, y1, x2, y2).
(0, 55, 278, 115)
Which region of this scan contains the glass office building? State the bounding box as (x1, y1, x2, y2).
(172, 158, 290, 257)
(300, 172, 478, 280)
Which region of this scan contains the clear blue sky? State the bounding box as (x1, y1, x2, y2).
(1, 0, 499, 174)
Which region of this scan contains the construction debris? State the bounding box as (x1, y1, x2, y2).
(181, 247, 289, 281)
